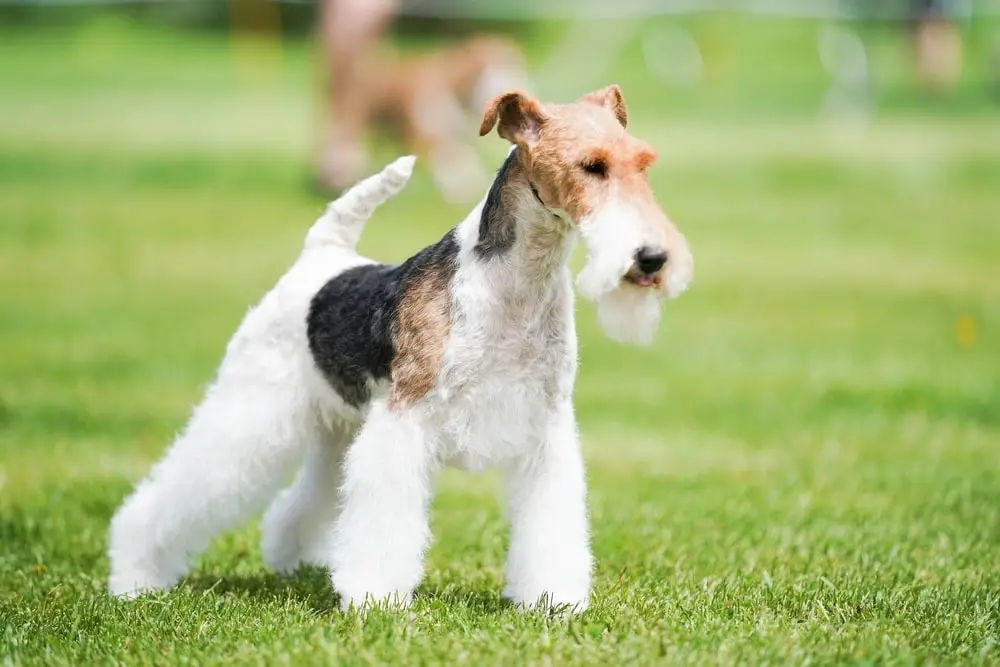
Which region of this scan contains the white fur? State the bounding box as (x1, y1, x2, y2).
(108, 157, 414, 599)
(577, 192, 677, 344)
(327, 401, 437, 607)
(577, 195, 652, 299)
(664, 236, 695, 299)
(107, 152, 688, 613)
(305, 155, 415, 251)
(596, 287, 662, 345)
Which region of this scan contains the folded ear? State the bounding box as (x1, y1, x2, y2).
(579, 84, 627, 128)
(479, 90, 547, 146)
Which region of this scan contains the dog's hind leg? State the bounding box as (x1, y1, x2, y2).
(260, 424, 352, 574)
(107, 380, 312, 598)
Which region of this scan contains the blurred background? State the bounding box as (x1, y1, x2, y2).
(2, 0, 999, 502)
(2, 0, 999, 661)
(2, 0, 999, 500)
(3, 0, 1000, 203)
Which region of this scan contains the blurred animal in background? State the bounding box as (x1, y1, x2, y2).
(910, 0, 964, 94)
(317, 0, 530, 203)
(316, 0, 394, 195)
(359, 35, 530, 203)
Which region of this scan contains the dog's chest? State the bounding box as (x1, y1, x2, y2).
(432, 293, 576, 469)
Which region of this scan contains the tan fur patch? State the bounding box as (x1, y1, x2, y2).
(478, 84, 688, 295)
(578, 84, 628, 128)
(526, 101, 662, 224)
(389, 269, 453, 410)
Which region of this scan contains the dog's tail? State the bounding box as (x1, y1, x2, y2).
(305, 155, 416, 251)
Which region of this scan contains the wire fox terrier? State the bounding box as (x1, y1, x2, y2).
(107, 85, 693, 611)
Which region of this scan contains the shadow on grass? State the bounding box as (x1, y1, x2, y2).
(415, 585, 512, 615)
(184, 566, 339, 614)
(183, 567, 512, 616)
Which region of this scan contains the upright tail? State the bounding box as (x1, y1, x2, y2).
(304, 155, 416, 251)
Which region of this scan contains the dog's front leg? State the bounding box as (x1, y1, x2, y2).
(504, 401, 593, 612)
(327, 401, 435, 611)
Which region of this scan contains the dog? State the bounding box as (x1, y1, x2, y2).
(319, 34, 530, 204)
(108, 84, 694, 612)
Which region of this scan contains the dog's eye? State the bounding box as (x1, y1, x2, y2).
(582, 160, 608, 177)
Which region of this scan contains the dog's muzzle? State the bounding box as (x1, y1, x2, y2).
(624, 245, 668, 288)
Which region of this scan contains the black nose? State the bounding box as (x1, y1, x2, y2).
(635, 246, 668, 274)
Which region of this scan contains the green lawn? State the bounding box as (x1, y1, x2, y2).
(1, 21, 999, 665)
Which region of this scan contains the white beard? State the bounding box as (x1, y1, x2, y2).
(575, 199, 664, 345)
(576, 201, 642, 300)
(595, 287, 662, 345)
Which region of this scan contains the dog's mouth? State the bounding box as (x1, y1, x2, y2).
(622, 268, 661, 289)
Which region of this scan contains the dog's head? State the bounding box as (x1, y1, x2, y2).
(479, 85, 693, 344)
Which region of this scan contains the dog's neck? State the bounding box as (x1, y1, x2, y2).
(465, 148, 575, 293)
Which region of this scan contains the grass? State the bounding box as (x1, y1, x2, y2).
(2, 19, 1000, 666)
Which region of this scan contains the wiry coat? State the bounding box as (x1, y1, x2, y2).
(107, 154, 591, 609)
(107, 85, 693, 611)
